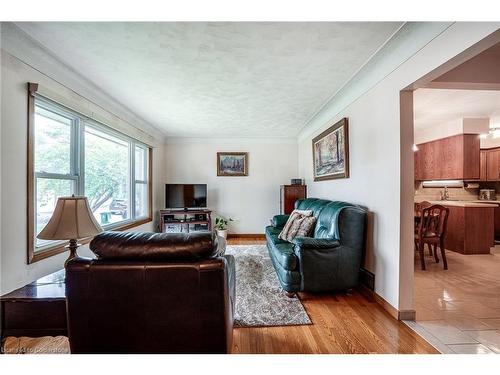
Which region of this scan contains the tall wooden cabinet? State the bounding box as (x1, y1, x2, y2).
(280, 185, 307, 214)
(414, 134, 480, 180)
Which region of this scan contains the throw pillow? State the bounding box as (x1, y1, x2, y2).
(278, 209, 315, 242)
(296, 216, 316, 237)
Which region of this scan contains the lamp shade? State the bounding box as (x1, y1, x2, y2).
(37, 196, 103, 240)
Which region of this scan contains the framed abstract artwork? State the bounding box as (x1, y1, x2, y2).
(217, 152, 248, 176)
(312, 118, 349, 181)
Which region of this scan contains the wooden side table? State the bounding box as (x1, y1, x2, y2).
(1, 270, 67, 341)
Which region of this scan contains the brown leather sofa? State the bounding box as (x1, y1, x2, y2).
(65, 231, 235, 354)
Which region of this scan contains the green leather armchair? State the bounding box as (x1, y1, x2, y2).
(266, 198, 367, 293)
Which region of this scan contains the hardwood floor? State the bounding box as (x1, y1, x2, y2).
(231, 238, 435, 353)
(1, 237, 437, 354)
(233, 290, 436, 353)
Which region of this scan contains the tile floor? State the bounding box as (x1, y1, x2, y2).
(406, 245, 500, 354)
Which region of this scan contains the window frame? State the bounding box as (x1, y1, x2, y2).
(134, 144, 150, 219)
(27, 83, 153, 264)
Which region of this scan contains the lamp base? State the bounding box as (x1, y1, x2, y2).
(64, 239, 81, 268)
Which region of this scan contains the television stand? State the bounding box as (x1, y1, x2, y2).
(160, 209, 212, 233)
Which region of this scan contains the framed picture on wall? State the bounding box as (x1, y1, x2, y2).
(217, 152, 248, 176)
(312, 118, 349, 181)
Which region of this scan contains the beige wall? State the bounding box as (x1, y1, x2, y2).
(164, 138, 298, 234)
(298, 23, 500, 312)
(0, 33, 166, 294)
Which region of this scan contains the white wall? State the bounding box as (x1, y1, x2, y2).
(0, 29, 166, 294)
(164, 138, 298, 234)
(414, 119, 463, 144)
(414, 118, 490, 145)
(298, 23, 500, 312)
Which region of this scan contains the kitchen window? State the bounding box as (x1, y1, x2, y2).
(28, 90, 152, 263)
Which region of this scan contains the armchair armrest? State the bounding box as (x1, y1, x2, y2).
(272, 214, 290, 228)
(292, 237, 340, 250)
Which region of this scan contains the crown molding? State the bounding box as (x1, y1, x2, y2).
(165, 136, 298, 145)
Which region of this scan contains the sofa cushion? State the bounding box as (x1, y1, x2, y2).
(265, 226, 286, 244)
(265, 227, 298, 271)
(273, 243, 298, 271)
(295, 199, 357, 239)
(296, 198, 331, 218)
(271, 214, 290, 228)
(267, 246, 301, 290)
(314, 201, 355, 239)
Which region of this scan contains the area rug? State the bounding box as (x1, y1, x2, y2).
(225, 244, 312, 327)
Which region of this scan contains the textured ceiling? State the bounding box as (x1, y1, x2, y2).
(16, 22, 401, 138)
(414, 89, 500, 130)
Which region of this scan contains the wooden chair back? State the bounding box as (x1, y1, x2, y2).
(417, 204, 449, 240)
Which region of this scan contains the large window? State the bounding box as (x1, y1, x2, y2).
(29, 95, 152, 262)
(84, 125, 131, 225)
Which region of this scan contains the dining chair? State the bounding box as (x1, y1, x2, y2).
(414, 203, 449, 271)
(414, 201, 434, 257)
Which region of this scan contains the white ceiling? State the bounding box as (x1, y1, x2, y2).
(15, 22, 401, 138)
(414, 89, 500, 130)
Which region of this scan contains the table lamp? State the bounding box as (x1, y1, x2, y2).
(37, 195, 103, 267)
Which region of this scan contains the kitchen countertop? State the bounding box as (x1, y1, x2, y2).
(414, 199, 499, 208)
(464, 200, 500, 205)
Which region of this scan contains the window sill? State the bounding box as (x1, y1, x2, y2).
(29, 217, 153, 264)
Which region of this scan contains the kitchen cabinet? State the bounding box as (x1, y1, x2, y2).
(480, 150, 487, 181)
(414, 134, 480, 181)
(486, 148, 500, 181)
(495, 206, 500, 240)
(444, 204, 495, 254)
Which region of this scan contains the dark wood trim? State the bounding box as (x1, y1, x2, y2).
(217, 152, 249, 176)
(27, 83, 38, 264)
(227, 234, 265, 239)
(30, 244, 73, 264)
(148, 147, 154, 222)
(114, 218, 153, 231)
(312, 117, 349, 181)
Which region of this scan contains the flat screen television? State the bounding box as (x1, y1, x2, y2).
(165, 184, 207, 209)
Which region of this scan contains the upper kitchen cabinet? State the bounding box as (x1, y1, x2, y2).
(486, 148, 500, 181)
(414, 134, 480, 180)
(480, 150, 487, 181)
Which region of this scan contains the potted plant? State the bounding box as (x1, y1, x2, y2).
(214, 216, 233, 239)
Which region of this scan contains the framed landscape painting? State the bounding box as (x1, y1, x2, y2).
(312, 118, 349, 181)
(217, 152, 248, 176)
